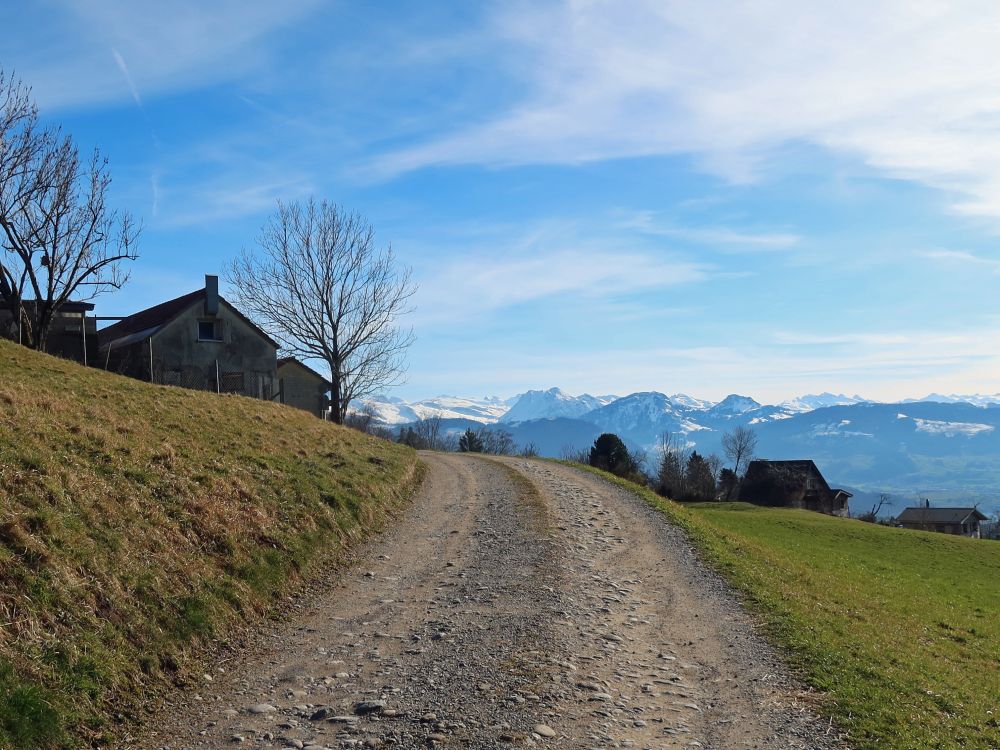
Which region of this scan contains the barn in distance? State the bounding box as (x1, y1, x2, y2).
(739, 459, 852, 516)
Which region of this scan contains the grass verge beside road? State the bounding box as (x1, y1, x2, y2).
(566, 462, 1000, 750)
(0, 340, 421, 748)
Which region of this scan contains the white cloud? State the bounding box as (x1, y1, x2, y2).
(619, 211, 800, 252)
(371, 1, 1000, 217)
(412, 246, 706, 324)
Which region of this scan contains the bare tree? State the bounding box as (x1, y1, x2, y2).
(479, 427, 516, 456)
(228, 199, 415, 423)
(857, 493, 892, 523)
(412, 417, 443, 451)
(0, 70, 139, 350)
(721, 425, 758, 478)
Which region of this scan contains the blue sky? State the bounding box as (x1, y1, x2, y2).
(5, 0, 1000, 403)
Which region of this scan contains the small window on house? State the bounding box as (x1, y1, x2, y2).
(198, 320, 222, 341)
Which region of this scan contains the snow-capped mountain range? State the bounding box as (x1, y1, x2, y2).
(361, 388, 1000, 428)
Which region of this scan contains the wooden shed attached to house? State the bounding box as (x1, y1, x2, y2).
(897, 506, 987, 538)
(277, 357, 328, 418)
(0, 300, 97, 364)
(97, 275, 278, 400)
(739, 459, 852, 516)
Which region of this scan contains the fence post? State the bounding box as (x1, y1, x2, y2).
(215, 360, 220, 393)
(81, 312, 88, 367)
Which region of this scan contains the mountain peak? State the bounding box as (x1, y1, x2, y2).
(711, 394, 762, 414)
(499, 388, 613, 423)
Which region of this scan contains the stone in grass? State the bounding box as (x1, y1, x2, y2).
(354, 700, 387, 716)
(533, 724, 556, 738)
(248, 704, 277, 714)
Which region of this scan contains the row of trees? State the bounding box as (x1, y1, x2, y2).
(584, 426, 758, 502)
(348, 415, 538, 457)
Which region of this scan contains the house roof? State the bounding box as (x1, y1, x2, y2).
(744, 459, 830, 488)
(897, 507, 988, 525)
(98, 288, 278, 350)
(277, 356, 328, 383)
(22, 299, 96, 313)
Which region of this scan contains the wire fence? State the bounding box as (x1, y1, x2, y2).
(152, 360, 276, 400)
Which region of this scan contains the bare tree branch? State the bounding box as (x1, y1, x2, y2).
(0, 69, 139, 350)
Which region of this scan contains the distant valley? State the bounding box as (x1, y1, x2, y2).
(363, 387, 1000, 515)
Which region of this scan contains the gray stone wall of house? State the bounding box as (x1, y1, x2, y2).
(278, 362, 327, 417)
(150, 301, 277, 398)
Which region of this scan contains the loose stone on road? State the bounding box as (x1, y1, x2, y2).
(133, 453, 847, 749)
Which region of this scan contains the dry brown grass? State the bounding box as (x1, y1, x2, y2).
(0, 340, 420, 748)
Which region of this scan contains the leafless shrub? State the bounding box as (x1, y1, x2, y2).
(480, 428, 516, 456)
(560, 444, 589, 463)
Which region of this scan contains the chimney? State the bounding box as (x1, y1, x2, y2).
(204, 274, 219, 316)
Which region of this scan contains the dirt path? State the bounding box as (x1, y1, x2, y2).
(133, 454, 847, 750)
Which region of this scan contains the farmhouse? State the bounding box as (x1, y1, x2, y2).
(98, 275, 278, 399)
(897, 506, 987, 538)
(277, 357, 328, 417)
(739, 459, 852, 516)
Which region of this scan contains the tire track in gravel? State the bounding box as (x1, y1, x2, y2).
(495, 457, 849, 750)
(132, 454, 848, 750)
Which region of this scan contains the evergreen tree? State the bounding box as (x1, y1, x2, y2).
(458, 428, 484, 453)
(684, 451, 717, 501)
(657, 449, 685, 499)
(589, 433, 634, 476)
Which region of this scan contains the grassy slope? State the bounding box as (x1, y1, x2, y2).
(566, 463, 1000, 750)
(0, 340, 420, 748)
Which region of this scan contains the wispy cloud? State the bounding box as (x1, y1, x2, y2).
(368, 1, 1000, 218)
(111, 48, 141, 107)
(619, 210, 801, 252)
(11, 0, 322, 111)
(157, 174, 315, 228)
(920, 249, 1000, 274)
(414, 248, 706, 324)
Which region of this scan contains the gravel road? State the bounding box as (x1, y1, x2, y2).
(132, 453, 849, 750)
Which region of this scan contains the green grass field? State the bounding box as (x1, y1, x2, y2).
(0, 340, 420, 748)
(571, 464, 1000, 750)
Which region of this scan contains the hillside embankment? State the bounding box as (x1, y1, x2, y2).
(0, 340, 420, 748)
